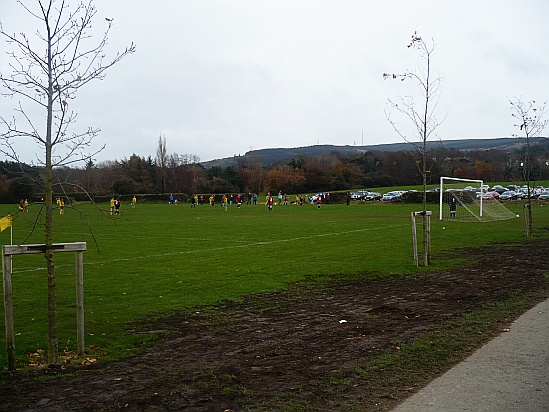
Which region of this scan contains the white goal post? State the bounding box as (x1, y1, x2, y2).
(439, 177, 483, 221)
(439, 177, 516, 222)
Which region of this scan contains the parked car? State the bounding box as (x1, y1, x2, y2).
(534, 187, 545, 197)
(519, 185, 537, 197)
(538, 191, 549, 201)
(491, 185, 507, 194)
(482, 191, 500, 200)
(382, 191, 405, 201)
(518, 189, 535, 199)
(499, 190, 518, 200)
(350, 190, 369, 200)
(364, 192, 381, 201)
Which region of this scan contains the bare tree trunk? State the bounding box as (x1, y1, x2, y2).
(422, 160, 429, 266)
(422, 67, 430, 266)
(525, 184, 533, 237)
(45, 30, 58, 364)
(45, 170, 58, 364)
(525, 144, 533, 237)
(156, 134, 168, 192)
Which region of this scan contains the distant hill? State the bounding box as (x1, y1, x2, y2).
(201, 137, 546, 168)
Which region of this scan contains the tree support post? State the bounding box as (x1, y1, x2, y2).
(411, 211, 431, 267)
(2, 249, 15, 371)
(2, 242, 87, 370)
(523, 203, 532, 237)
(411, 212, 419, 267)
(75, 250, 85, 355)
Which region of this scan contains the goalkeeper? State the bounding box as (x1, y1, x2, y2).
(449, 196, 457, 218)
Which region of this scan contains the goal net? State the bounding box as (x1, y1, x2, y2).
(439, 177, 516, 222)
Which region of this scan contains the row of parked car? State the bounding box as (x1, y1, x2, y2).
(311, 189, 409, 202)
(348, 190, 409, 202)
(480, 184, 548, 201)
(312, 185, 549, 204)
(348, 190, 383, 201)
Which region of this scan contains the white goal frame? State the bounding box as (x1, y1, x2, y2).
(439, 177, 483, 221)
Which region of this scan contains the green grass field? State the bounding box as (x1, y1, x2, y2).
(1, 197, 548, 368)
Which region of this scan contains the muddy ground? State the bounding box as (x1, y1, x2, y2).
(2, 238, 549, 412)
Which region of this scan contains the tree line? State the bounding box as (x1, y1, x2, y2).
(2, 139, 548, 203)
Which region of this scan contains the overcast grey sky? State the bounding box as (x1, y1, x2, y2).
(1, 0, 548, 165)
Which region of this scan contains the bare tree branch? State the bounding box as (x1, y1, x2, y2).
(1, 1, 135, 167)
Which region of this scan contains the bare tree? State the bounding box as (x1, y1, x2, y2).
(383, 31, 445, 266)
(0, 0, 135, 365)
(510, 98, 547, 237)
(155, 133, 168, 192)
(248, 148, 265, 194)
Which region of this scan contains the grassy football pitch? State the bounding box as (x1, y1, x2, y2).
(0, 198, 547, 367)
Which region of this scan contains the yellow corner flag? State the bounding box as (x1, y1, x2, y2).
(0, 214, 12, 232)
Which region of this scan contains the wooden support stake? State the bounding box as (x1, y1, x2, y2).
(412, 211, 432, 267)
(76, 251, 85, 355)
(523, 203, 531, 237)
(411, 212, 418, 267)
(2, 242, 87, 370)
(426, 212, 431, 266)
(2, 248, 15, 371)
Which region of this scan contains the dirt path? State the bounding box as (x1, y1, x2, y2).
(1, 239, 549, 412)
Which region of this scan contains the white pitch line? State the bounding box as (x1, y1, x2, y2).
(10, 223, 407, 274)
(56, 231, 255, 244)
